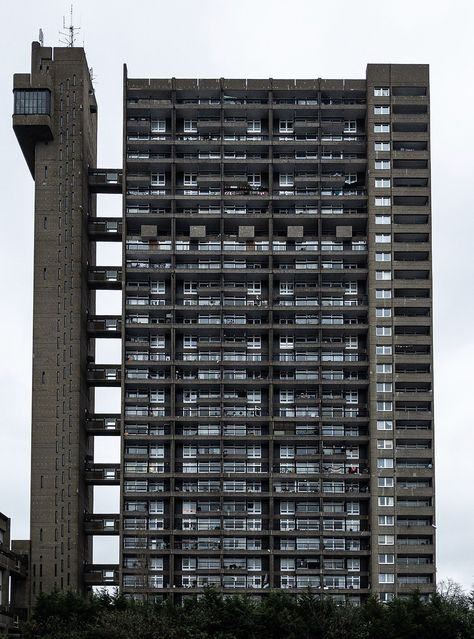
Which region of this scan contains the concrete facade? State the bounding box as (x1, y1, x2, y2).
(0, 513, 28, 633)
(13, 42, 435, 605)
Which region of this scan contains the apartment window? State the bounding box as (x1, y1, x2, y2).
(150, 335, 165, 348)
(378, 534, 395, 545)
(378, 477, 394, 488)
(379, 573, 395, 584)
(374, 106, 390, 115)
(380, 593, 395, 603)
(279, 120, 294, 133)
(280, 391, 294, 404)
(248, 120, 261, 133)
(374, 142, 390, 151)
(376, 364, 392, 373)
(184, 120, 197, 132)
(375, 197, 391, 207)
(346, 502, 360, 515)
(375, 160, 391, 170)
(375, 252, 391, 262)
(151, 119, 166, 132)
(377, 420, 393, 431)
(374, 87, 390, 96)
(279, 336, 294, 349)
(184, 173, 197, 186)
(376, 327, 392, 337)
(151, 281, 166, 293)
(347, 558, 360, 571)
(375, 290, 392, 299)
(183, 336, 197, 349)
(376, 382, 393, 392)
(345, 281, 358, 295)
(377, 458, 394, 469)
(247, 282, 261, 295)
(279, 174, 294, 186)
(377, 440, 393, 451)
(281, 558, 296, 571)
(247, 337, 261, 349)
(377, 402, 393, 413)
(374, 123, 390, 133)
(378, 496, 395, 507)
(346, 391, 359, 404)
(280, 501, 296, 515)
(149, 501, 165, 514)
(280, 282, 294, 295)
(375, 178, 391, 188)
(184, 281, 197, 294)
(375, 233, 391, 243)
(280, 445, 294, 458)
(182, 558, 197, 571)
(376, 308, 392, 317)
(376, 271, 391, 281)
(151, 173, 166, 186)
(247, 390, 262, 404)
(345, 336, 358, 350)
(248, 173, 261, 187)
(375, 215, 391, 225)
(376, 346, 392, 355)
(378, 554, 395, 564)
(150, 389, 165, 403)
(183, 390, 197, 403)
(344, 120, 357, 133)
(247, 558, 262, 571)
(378, 515, 394, 526)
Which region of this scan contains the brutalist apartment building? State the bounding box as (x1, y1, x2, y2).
(12, 41, 435, 605)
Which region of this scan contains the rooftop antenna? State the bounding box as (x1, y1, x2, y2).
(38, 28, 44, 46)
(59, 4, 80, 47)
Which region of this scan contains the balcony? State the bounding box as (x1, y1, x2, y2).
(85, 414, 121, 435)
(84, 514, 120, 535)
(87, 316, 121, 337)
(84, 564, 119, 586)
(197, 117, 221, 133)
(88, 267, 122, 290)
(87, 365, 121, 386)
(85, 464, 120, 485)
(88, 169, 123, 194)
(88, 217, 123, 241)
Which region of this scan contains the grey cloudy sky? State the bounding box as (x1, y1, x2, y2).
(1, 0, 473, 589)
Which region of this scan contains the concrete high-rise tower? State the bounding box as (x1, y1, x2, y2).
(13, 41, 435, 606)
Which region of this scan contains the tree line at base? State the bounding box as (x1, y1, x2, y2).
(14, 584, 474, 639)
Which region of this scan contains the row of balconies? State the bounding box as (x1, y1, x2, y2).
(127, 132, 367, 145)
(125, 205, 368, 216)
(125, 237, 367, 251)
(126, 117, 361, 133)
(126, 187, 368, 199)
(124, 372, 368, 383)
(127, 175, 363, 189)
(128, 152, 368, 163)
(125, 426, 368, 437)
(126, 95, 368, 107)
(125, 285, 365, 295)
(122, 300, 369, 311)
(126, 260, 367, 271)
(124, 316, 368, 328)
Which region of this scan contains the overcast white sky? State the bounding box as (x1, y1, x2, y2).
(1, 0, 474, 590)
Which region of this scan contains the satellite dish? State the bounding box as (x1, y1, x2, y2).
(39, 28, 44, 46)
